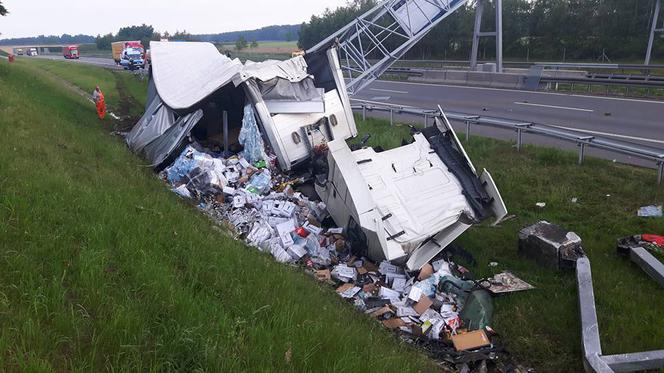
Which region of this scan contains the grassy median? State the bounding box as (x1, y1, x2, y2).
(4, 58, 664, 372)
(0, 59, 438, 371)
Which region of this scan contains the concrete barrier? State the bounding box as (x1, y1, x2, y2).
(410, 68, 527, 90)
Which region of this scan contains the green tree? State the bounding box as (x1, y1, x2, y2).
(250, 40, 258, 48)
(235, 36, 248, 50)
(95, 33, 114, 50)
(172, 30, 193, 41)
(117, 24, 157, 48)
(0, 1, 7, 16)
(298, 0, 664, 62)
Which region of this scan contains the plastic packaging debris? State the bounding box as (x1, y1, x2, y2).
(535, 202, 546, 208)
(160, 143, 502, 364)
(246, 170, 271, 194)
(459, 290, 493, 330)
(637, 205, 663, 217)
(173, 185, 192, 198)
(487, 271, 535, 294)
(618, 234, 664, 255)
(238, 104, 268, 164)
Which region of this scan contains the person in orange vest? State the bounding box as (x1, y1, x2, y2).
(92, 86, 106, 120)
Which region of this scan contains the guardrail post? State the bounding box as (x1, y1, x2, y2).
(515, 123, 532, 152)
(362, 105, 366, 121)
(423, 114, 428, 128)
(390, 108, 394, 126)
(658, 161, 663, 185)
(577, 137, 594, 165)
(465, 120, 471, 142)
(578, 143, 586, 165)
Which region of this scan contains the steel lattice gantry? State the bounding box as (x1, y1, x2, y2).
(307, 0, 470, 95)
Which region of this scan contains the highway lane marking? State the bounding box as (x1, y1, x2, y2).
(545, 125, 664, 145)
(370, 88, 408, 94)
(514, 101, 594, 112)
(374, 80, 664, 105)
(352, 98, 664, 145)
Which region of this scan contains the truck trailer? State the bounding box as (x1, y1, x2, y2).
(125, 41, 506, 270)
(63, 45, 79, 59)
(111, 41, 144, 65)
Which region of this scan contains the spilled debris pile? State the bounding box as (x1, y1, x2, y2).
(160, 143, 530, 372)
(617, 234, 664, 255)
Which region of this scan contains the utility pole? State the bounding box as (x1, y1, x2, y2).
(646, 0, 662, 65)
(470, 0, 503, 73)
(495, 0, 503, 72)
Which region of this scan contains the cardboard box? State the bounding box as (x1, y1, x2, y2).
(315, 269, 331, 282)
(383, 318, 406, 329)
(418, 263, 434, 280)
(413, 295, 433, 315)
(451, 330, 491, 351)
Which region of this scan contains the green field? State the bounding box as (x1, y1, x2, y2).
(77, 43, 112, 59)
(2, 58, 664, 372)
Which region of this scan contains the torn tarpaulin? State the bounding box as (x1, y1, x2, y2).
(238, 104, 267, 164)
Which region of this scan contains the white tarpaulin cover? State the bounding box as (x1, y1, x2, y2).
(235, 57, 311, 84)
(150, 41, 243, 110)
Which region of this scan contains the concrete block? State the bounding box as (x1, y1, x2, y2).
(519, 221, 586, 270)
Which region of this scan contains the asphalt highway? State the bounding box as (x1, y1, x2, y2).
(357, 80, 664, 145)
(33, 54, 121, 69)
(356, 80, 664, 169)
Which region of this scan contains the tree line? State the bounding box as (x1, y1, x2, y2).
(94, 24, 299, 50)
(0, 23, 298, 48)
(298, 0, 664, 62)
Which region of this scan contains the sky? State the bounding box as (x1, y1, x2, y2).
(0, 0, 350, 39)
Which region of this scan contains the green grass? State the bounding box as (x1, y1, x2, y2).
(18, 58, 148, 118)
(0, 56, 439, 372)
(354, 117, 664, 371)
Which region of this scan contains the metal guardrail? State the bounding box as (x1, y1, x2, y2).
(384, 66, 664, 89)
(350, 99, 664, 185)
(389, 59, 664, 71)
(576, 257, 664, 372)
(540, 76, 664, 89)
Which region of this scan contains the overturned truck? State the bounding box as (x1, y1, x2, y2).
(126, 41, 507, 270)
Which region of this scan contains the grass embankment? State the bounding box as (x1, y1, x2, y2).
(0, 57, 438, 371)
(20, 58, 147, 119)
(354, 118, 664, 371)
